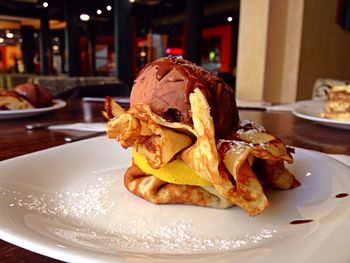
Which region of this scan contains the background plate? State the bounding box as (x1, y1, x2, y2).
(293, 100, 350, 130)
(0, 99, 66, 120)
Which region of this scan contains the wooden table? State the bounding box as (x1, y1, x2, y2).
(0, 100, 349, 262)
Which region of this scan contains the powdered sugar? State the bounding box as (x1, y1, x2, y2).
(46, 217, 276, 253)
(3, 174, 117, 220)
(1, 168, 277, 254)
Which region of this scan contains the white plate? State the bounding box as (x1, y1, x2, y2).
(293, 99, 350, 130)
(0, 99, 66, 120)
(0, 137, 350, 263)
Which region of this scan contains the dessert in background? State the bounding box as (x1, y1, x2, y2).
(0, 83, 52, 110)
(0, 90, 34, 110)
(321, 85, 350, 121)
(105, 57, 300, 216)
(13, 83, 53, 108)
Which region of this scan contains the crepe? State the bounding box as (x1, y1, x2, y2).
(0, 90, 34, 110)
(124, 163, 233, 209)
(0, 84, 52, 110)
(106, 88, 300, 216)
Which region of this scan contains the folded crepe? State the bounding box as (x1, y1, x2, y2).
(0, 90, 34, 110)
(0, 84, 52, 110)
(105, 58, 300, 216)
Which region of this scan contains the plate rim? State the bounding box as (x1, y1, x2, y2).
(0, 99, 66, 120)
(292, 99, 350, 126)
(0, 99, 66, 115)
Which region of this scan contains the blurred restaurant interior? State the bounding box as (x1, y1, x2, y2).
(0, 0, 239, 99)
(1, 1, 350, 262)
(0, 0, 349, 103)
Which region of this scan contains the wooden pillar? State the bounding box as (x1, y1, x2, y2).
(64, 2, 81, 76)
(236, 0, 304, 104)
(114, 0, 133, 89)
(20, 26, 35, 73)
(185, 0, 203, 65)
(39, 14, 50, 75)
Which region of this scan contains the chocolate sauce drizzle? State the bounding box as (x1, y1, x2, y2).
(152, 58, 207, 104)
(335, 193, 349, 198)
(290, 219, 314, 225)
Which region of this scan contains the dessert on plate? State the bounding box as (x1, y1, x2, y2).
(105, 57, 300, 216)
(320, 85, 350, 121)
(0, 90, 34, 110)
(0, 83, 53, 110)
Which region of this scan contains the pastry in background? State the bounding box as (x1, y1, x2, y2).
(0, 83, 52, 110)
(321, 85, 350, 121)
(13, 83, 53, 108)
(0, 90, 34, 110)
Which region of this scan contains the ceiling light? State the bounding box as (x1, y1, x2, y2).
(130, 0, 135, 2)
(6, 32, 14, 39)
(52, 45, 59, 51)
(97, 9, 102, 15)
(18, 38, 23, 43)
(43, 2, 48, 8)
(106, 5, 112, 11)
(0, 38, 4, 43)
(80, 14, 90, 21)
(227, 16, 233, 22)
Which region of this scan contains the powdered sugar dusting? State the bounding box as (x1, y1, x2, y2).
(1, 168, 277, 254)
(3, 174, 117, 220)
(47, 218, 277, 253)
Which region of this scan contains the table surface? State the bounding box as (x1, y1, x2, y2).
(0, 100, 349, 262)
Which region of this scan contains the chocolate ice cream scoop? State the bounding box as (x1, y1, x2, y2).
(130, 57, 239, 138)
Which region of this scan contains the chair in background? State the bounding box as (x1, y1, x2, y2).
(55, 83, 130, 100)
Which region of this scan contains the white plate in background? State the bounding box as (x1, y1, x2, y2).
(0, 137, 349, 263)
(0, 99, 66, 120)
(293, 99, 350, 130)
